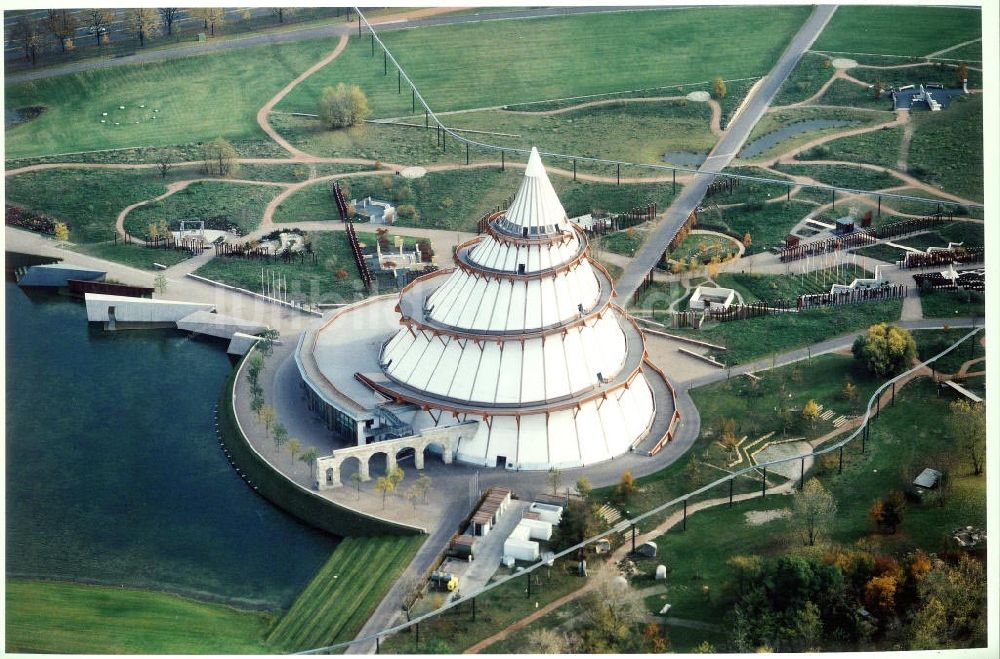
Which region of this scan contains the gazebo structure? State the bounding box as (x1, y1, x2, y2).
(297, 148, 675, 478)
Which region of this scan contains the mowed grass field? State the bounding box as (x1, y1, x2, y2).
(4, 40, 333, 159)
(124, 180, 286, 236)
(266, 535, 424, 652)
(5, 579, 274, 654)
(813, 5, 981, 56)
(279, 6, 812, 115)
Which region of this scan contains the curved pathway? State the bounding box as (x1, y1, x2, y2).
(256, 35, 349, 158)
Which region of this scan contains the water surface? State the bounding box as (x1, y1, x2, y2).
(739, 119, 858, 158)
(5, 282, 337, 607)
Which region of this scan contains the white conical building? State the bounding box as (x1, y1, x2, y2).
(350, 148, 666, 470)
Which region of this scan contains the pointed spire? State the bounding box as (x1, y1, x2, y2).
(504, 147, 568, 234)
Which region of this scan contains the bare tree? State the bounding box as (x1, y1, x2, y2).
(12, 16, 43, 65)
(190, 8, 225, 36)
(792, 478, 837, 546)
(202, 137, 239, 178)
(46, 9, 79, 52)
(127, 8, 161, 47)
(85, 8, 114, 46)
(272, 7, 297, 23)
(158, 8, 180, 35)
(581, 567, 647, 652)
(156, 148, 176, 178)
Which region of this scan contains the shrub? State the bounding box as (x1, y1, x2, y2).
(318, 83, 371, 129)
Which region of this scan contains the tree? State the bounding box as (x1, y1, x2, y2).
(259, 405, 276, 438)
(12, 16, 43, 65)
(525, 628, 570, 654)
(387, 465, 404, 488)
(287, 438, 301, 461)
(272, 423, 288, 449)
(272, 7, 297, 23)
(707, 255, 722, 278)
(126, 8, 160, 47)
(869, 490, 905, 534)
(156, 148, 176, 178)
(202, 137, 239, 177)
(713, 77, 727, 99)
(909, 596, 948, 650)
(720, 426, 740, 460)
(693, 640, 717, 653)
(190, 8, 225, 36)
(415, 473, 432, 503)
(581, 567, 647, 652)
(910, 554, 986, 648)
(153, 273, 168, 295)
(300, 447, 319, 467)
(801, 399, 821, 428)
(53, 222, 70, 242)
(247, 353, 266, 386)
(841, 380, 857, 403)
(955, 62, 969, 87)
(375, 475, 395, 508)
(576, 477, 592, 500)
(46, 9, 78, 52)
(727, 554, 763, 595)
(158, 8, 180, 35)
(85, 9, 114, 46)
(318, 83, 371, 129)
(864, 574, 898, 618)
(852, 323, 916, 377)
(872, 76, 884, 99)
(547, 467, 562, 495)
(255, 328, 280, 358)
(792, 479, 837, 546)
(250, 394, 264, 418)
(948, 399, 985, 475)
(349, 471, 363, 498)
(617, 470, 635, 502)
(743, 232, 753, 248)
(642, 622, 670, 653)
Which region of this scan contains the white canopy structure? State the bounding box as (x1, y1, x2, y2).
(349, 148, 662, 470)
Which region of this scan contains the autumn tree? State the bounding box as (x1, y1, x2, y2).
(287, 437, 301, 461)
(191, 8, 225, 36)
(202, 137, 239, 177)
(415, 473, 432, 503)
(12, 16, 43, 65)
(792, 479, 837, 546)
(375, 475, 395, 508)
(580, 567, 647, 652)
(719, 418, 740, 459)
(53, 222, 70, 242)
(727, 554, 763, 595)
(575, 476, 592, 499)
(948, 399, 985, 475)
(85, 8, 114, 46)
(127, 8, 160, 47)
(743, 232, 753, 248)
(713, 77, 727, 99)
(801, 399, 821, 428)
(642, 622, 670, 652)
(158, 8, 180, 35)
(46, 9, 78, 52)
(955, 62, 969, 87)
(852, 323, 916, 377)
(318, 83, 372, 129)
(909, 554, 986, 649)
(869, 490, 905, 534)
(864, 574, 898, 618)
(617, 470, 636, 502)
(841, 380, 857, 403)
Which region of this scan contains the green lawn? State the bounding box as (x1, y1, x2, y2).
(671, 300, 903, 365)
(774, 163, 900, 192)
(715, 166, 793, 204)
(877, 188, 972, 217)
(852, 242, 905, 264)
(772, 52, 836, 106)
(740, 107, 881, 161)
(72, 242, 194, 270)
(194, 230, 404, 304)
(631, 280, 689, 314)
(5, 39, 336, 159)
(278, 7, 812, 116)
(815, 78, 894, 111)
(906, 95, 983, 202)
(814, 6, 982, 57)
(797, 124, 904, 169)
(266, 535, 425, 652)
(669, 233, 740, 263)
(4, 168, 171, 243)
(918, 290, 987, 321)
(599, 229, 645, 257)
(124, 180, 285, 237)
(696, 201, 813, 253)
(5, 579, 274, 654)
(275, 169, 679, 232)
(715, 265, 875, 303)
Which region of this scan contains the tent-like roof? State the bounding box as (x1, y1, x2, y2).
(495, 147, 570, 236)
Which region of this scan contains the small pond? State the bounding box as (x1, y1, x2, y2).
(661, 151, 708, 167)
(739, 119, 858, 158)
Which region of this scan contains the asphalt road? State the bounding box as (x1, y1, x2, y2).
(615, 4, 839, 301)
(6, 6, 685, 85)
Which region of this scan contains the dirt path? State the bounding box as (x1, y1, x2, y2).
(925, 38, 981, 60)
(896, 121, 915, 172)
(256, 35, 349, 158)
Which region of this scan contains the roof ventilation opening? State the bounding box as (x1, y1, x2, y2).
(517, 263, 526, 275)
(597, 371, 604, 384)
(578, 303, 585, 315)
(522, 227, 528, 237)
